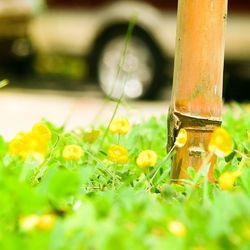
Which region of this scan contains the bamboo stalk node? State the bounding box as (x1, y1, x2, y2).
(167, 108, 222, 153)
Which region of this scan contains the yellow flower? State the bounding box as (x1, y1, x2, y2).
(108, 144, 128, 164)
(26, 132, 48, 156)
(175, 129, 187, 148)
(19, 214, 40, 231)
(109, 118, 130, 135)
(136, 150, 157, 169)
(84, 129, 100, 143)
(31, 123, 52, 142)
(168, 220, 186, 237)
(208, 127, 233, 157)
(62, 144, 83, 161)
(9, 138, 26, 158)
(36, 214, 56, 230)
(247, 131, 250, 141)
(218, 170, 242, 191)
(19, 214, 56, 232)
(15, 132, 29, 141)
(8, 132, 30, 158)
(8, 123, 51, 160)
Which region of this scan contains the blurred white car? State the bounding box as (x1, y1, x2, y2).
(30, 0, 250, 99)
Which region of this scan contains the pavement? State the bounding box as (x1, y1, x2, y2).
(0, 87, 169, 140)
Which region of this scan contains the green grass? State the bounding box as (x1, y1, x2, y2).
(0, 103, 249, 250)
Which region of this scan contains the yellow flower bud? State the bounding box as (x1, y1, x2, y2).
(9, 124, 51, 159)
(9, 139, 26, 157)
(84, 129, 100, 143)
(108, 144, 128, 164)
(15, 132, 29, 141)
(32, 123, 52, 142)
(19, 214, 40, 231)
(9, 133, 29, 158)
(26, 132, 48, 157)
(175, 129, 187, 148)
(218, 170, 241, 191)
(19, 214, 56, 232)
(208, 127, 233, 157)
(168, 220, 186, 237)
(109, 118, 130, 135)
(36, 214, 56, 230)
(62, 144, 83, 161)
(136, 150, 157, 169)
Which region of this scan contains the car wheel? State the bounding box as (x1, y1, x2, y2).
(92, 26, 165, 100)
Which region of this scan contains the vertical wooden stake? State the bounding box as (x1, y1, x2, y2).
(168, 0, 228, 181)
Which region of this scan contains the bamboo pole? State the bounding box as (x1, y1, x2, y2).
(168, 0, 228, 181)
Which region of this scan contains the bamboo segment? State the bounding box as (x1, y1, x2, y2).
(168, 0, 228, 181)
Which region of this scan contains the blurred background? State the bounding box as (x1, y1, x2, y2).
(1, 0, 250, 99)
(0, 0, 250, 138)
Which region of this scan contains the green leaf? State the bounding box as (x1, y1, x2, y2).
(187, 166, 196, 179)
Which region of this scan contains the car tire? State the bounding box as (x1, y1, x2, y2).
(90, 25, 166, 100)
